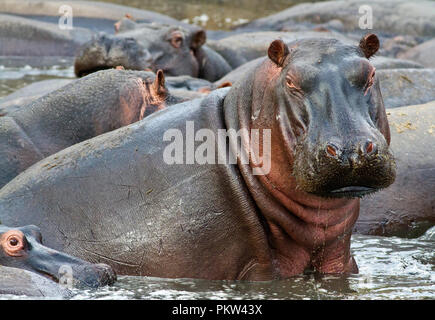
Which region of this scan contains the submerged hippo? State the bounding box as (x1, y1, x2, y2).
(74, 21, 232, 81)
(0, 35, 396, 279)
(0, 224, 116, 289)
(0, 69, 184, 188)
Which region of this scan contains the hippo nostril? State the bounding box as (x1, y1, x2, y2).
(326, 144, 338, 157)
(364, 141, 376, 155)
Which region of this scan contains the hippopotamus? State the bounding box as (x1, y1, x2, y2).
(356, 100, 435, 237)
(236, 0, 435, 39)
(398, 39, 435, 68)
(0, 69, 187, 188)
(0, 0, 186, 34)
(74, 20, 232, 81)
(376, 69, 435, 108)
(0, 79, 74, 113)
(0, 224, 116, 289)
(0, 35, 396, 279)
(0, 13, 93, 56)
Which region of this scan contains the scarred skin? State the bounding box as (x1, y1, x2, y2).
(0, 224, 116, 289)
(0, 69, 181, 188)
(0, 35, 395, 279)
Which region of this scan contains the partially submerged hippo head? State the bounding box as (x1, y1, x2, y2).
(75, 22, 206, 79)
(0, 225, 116, 288)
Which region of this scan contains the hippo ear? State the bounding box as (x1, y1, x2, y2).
(191, 30, 206, 50)
(359, 34, 379, 59)
(152, 70, 167, 98)
(268, 40, 290, 67)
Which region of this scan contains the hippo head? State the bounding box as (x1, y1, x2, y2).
(250, 34, 396, 199)
(75, 22, 206, 79)
(0, 225, 116, 288)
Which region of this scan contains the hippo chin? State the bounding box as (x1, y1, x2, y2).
(0, 225, 116, 289)
(0, 35, 395, 279)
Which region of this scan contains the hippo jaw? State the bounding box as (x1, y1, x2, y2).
(0, 225, 116, 288)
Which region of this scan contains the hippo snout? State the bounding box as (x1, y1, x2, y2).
(71, 263, 117, 289)
(0, 225, 116, 288)
(293, 136, 396, 198)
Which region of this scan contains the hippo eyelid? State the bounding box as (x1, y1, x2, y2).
(285, 74, 302, 91)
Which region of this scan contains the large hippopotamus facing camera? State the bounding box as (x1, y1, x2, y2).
(0, 69, 190, 188)
(0, 224, 116, 289)
(74, 19, 232, 81)
(0, 35, 396, 279)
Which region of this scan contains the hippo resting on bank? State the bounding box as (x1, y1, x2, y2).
(0, 224, 116, 290)
(74, 20, 232, 81)
(236, 0, 435, 38)
(0, 13, 93, 57)
(0, 69, 192, 188)
(0, 35, 397, 278)
(0, 0, 185, 34)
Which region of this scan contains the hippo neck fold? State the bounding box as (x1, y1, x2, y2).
(223, 61, 359, 277)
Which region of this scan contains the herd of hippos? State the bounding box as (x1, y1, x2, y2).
(0, 0, 434, 297)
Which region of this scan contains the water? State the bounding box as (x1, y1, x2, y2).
(2, 230, 432, 300)
(66, 231, 434, 300)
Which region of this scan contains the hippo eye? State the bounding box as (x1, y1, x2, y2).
(286, 75, 300, 90)
(170, 31, 184, 49)
(1, 230, 25, 257)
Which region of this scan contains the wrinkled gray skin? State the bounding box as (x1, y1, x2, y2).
(398, 39, 435, 68)
(0, 79, 74, 113)
(356, 101, 435, 237)
(236, 0, 435, 38)
(0, 224, 116, 289)
(0, 14, 93, 56)
(0, 69, 191, 188)
(75, 21, 232, 81)
(0, 38, 396, 278)
(0, 265, 69, 298)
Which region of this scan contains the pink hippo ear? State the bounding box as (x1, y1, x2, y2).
(268, 39, 290, 67)
(359, 34, 380, 59)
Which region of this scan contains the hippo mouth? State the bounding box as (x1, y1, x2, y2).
(323, 186, 378, 198)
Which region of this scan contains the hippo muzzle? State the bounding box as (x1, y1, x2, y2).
(0, 225, 116, 288)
